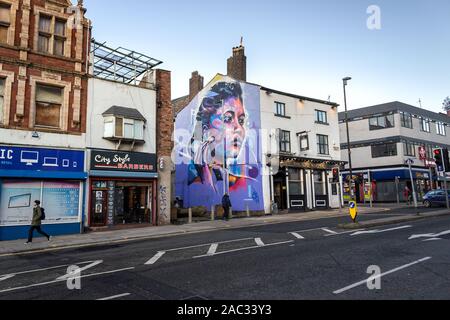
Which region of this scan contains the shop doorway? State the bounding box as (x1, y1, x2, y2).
(274, 170, 288, 210)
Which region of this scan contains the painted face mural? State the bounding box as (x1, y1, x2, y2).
(175, 75, 264, 212)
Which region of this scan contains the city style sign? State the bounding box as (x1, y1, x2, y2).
(90, 150, 157, 173)
(0, 145, 84, 172)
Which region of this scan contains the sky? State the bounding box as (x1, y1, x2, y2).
(84, 0, 450, 114)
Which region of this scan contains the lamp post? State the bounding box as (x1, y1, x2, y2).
(343, 77, 355, 201)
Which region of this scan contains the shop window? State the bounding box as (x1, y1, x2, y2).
(35, 84, 63, 128)
(38, 15, 66, 56)
(0, 3, 10, 44)
(104, 116, 145, 140)
(369, 114, 395, 130)
(371, 143, 397, 158)
(0, 78, 4, 124)
(288, 168, 304, 196)
(317, 134, 329, 155)
(313, 171, 326, 196)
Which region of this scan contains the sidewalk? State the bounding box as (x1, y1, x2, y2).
(0, 207, 385, 256)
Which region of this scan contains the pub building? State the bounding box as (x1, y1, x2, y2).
(88, 150, 158, 228)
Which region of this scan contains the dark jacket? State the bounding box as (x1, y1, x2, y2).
(222, 195, 232, 208)
(32, 206, 42, 226)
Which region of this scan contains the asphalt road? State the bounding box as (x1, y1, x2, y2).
(1, 209, 450, 300)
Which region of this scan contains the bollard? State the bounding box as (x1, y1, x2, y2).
(211, 206, 215, 221)
(229, 207, 233, 219)
(246, 204, 250, 217)
(188, 208, 192, 224)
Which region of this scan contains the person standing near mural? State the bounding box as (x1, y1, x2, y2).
(25, 200, 51, 244)
(222, 193, 232, 221)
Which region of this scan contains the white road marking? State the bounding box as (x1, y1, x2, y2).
(255, 238, 265, 247)
(322, 228, 338, 235)
(145, 251, 166, 265)
(207, 244, 219, 256)
(193, 240, 294, 259)
(351, 225, 412, 236)
(57, 260, 103, 280)
(290, 232, 305, 240)
(423, 238, 443, 242)
(324, 229, 365, 237)
(162, 237, 254, 252)
(0, 275, 14, 282)
(0, 261, 97, 279)
(409, 230, 450, 240)
(0, 267, 135, 294)
(333, 257, 431, 295)
(97, 293, 131, 301)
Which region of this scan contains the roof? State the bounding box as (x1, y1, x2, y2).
(102, 106, 146, 121)
(338, 101, 450, 123)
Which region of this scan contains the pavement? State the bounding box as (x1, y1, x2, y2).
(0, 206, 387, 256)
(2, 209, 450, 300)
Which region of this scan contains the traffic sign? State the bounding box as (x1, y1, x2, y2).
(349, 201, 358, 223)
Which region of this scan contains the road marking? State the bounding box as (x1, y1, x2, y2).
(324, 229, 365, 237)
(163, 237, 254, 252)
(193, 240, 294, 259)
(97, 293, 131, 301)
(145, 251, 166, 265)
(57, 260, 103, 280)
(322, 228, 338, 235)
(333, 257, 431, 295)
(351, 225, 412, 236)
(207, 244, 219, 256)
(423, 238, 443, 242)
(0, 275, 14, 282)
(0, 267, 135, 294)
(409, 230, 450, 241)
(255, 238, 265, 247)
(290, 232, 305, 239)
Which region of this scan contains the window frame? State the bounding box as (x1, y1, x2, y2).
(34, 83, 64, 129)
(400, 112, 413, 129)
(0, 77, 4, 124)
(104, 116, 145, 141)
(317, 134, 329, 155)
(403, 140, 416, 157)
(420, 118, 431, 133)
(371, 143, 398, 158)
(279, 130, 291, 153)
(369, 114, 395, 131)
(315, 109, 328, 125)
(436, 122, 447, 136)
(37, 13, 67, 56)
(274, 101, 287, 117)
(0, 2, 11, 44)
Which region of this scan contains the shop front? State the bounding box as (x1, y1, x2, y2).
(88, 150, 158, 228)
(0, 145, 86, 241)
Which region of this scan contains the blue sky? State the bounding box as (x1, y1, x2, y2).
(84, 0, 450, 113)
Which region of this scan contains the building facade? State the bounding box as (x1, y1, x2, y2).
(339, 101, 450, 203)
(0, 0, 90, 240)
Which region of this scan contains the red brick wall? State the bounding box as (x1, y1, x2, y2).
(155, 69, 173, 157)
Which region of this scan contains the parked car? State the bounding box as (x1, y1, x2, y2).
(423, 190, 450, 208)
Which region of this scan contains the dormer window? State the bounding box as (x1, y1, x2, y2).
(102, 106, 146, 142)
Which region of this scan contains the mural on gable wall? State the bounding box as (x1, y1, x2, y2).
(174, 75, 264, 212)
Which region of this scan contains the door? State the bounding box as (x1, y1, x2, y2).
(91, 190, 107, 226)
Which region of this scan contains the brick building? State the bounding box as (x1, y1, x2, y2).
(0, 0, 90, 240)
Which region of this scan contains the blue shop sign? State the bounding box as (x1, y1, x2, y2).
(0, 146, 84, 172)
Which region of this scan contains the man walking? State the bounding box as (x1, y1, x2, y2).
(25, 200, 51, 244)
(222, 193, 232, 221)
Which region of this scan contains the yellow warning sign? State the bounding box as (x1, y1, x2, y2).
(349, 201, 358, 222)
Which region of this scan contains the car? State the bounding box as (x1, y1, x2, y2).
(423, 190, 450, 208)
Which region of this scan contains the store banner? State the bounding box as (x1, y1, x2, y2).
(0, 180, 81, 226)
(90, 150, 157, 173)
(0, 145, 84, 172)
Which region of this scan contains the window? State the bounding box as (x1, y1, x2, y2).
(400, 112, 413, 129)
(275, 102, 286, 117)
(420, 118, 430, 133)
(369, 114, 395, 130)
(0, 3, 10, 44)
(313, 171, 326, 196)
(288, 168, 304, 196)
(403, 141, 416, 157)
(104, 117, 145, 140)
(35, 84, 63, 128)
(371, 143, 398, 158)
(0, 78, 4, 123)
(279, 130, 291, 153)
(315, 110, 328, 124)
(299, 133, 309, 151)
(38, 15, 66, 56)
(436, 122, 446, 136)
(317, 134, 329, 155)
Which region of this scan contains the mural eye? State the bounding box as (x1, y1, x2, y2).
(238, 116, 246, 126)
(223, 114, 233, 123)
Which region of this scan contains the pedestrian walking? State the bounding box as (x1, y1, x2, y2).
(403, 186, 412, 206)
(25, 200, 51, 244)
(222, 193, 232, 221)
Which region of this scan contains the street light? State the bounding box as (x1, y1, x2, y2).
(343, 77, 355, 201)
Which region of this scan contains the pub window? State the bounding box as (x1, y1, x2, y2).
(315, 110, 328, 124)
(420, 118, 430, 133)
(288, 168, 304, 196)
(313, 171, 326, 196)
(400, 112, 413, 129)
(436, 122, 446, 136)
(0, 78, 5, 123)
(275, 102, 286, 117)
(279, 130, 291, 153)
(371, 143, 398, 158)
(35, 84, 63, 128)
(369, 114, 395, 130)
(0, 3, 10, 44)
(317, 134, 329, 155)
(38, 15, 66, 56)
(403, 141, 416, 157)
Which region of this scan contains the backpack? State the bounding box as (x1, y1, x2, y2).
(41, 207, 46, 220)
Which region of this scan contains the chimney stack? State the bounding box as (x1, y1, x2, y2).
(227, 39, 247, 81)
(189, 71, 204, 100)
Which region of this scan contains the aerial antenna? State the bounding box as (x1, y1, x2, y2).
(328, 95, 331, 102)
(240, 36, 244, 47)
(418, 99, 422, 108)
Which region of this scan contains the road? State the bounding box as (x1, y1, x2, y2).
(1, 209, 450, 300)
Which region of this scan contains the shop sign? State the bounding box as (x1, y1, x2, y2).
(90, 150, 156, 173)
(0, 145, 84, 172)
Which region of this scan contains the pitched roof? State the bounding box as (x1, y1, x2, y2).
(102, 106, 146, 121)
(338, 101, 450, 123)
